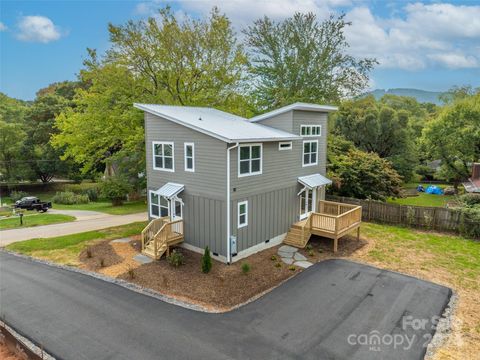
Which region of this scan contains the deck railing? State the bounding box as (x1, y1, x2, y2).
(311, 200, 362, 237)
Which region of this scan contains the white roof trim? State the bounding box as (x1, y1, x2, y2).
(298, 174, 332, 189)
(155, 182, 185, 199)
(134, 103, 301, 143)
(250, 102, 338, 123)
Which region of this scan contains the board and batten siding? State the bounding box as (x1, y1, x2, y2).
(144, 112, 228, 256)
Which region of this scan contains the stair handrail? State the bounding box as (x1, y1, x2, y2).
(141, 217, 169, 251)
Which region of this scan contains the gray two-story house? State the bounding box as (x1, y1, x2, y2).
(135, 102, 361, 263)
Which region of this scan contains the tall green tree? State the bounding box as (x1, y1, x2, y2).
(0, 120, 25, 181)
(334, 96, 417, 181)
(53, 7, 249, 176)
(244, 13, 376, 110)
(422, 91, 480, 187)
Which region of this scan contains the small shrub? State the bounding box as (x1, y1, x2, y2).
(270, 255, 277, 261)
(406, 206, 416, 226)
(86, 248, 93, 258)
(241, 262, 251, 274)
(99, 258, 105, 267)
(201, 246, 212, 274)
(308, 249, 315, 257)
(85, 188, 99, 202)
(64, 182, 99, 194)
(458, 193, 480, 206)
(423, 212, 434, 229)
(10, 191, 28, 202)
(288, 265, 296, 271)
(167, 250, 185, 268)
(126, 265, 135, 279)
(274, 262, 282, 268)
(52, 191, 89, 205)
(100, 176, 132, 206)
(306, 244, 313, 251)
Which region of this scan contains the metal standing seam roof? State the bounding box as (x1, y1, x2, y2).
(250, 102, 338, 123)
(134, 104, 301, 143)
(155, 182, 185, 199)
(298, 174, 332, 189)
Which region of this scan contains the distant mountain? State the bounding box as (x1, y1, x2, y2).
(368, 88, 445, 105)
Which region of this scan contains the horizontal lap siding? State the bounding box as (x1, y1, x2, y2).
(145, 112, 228, 256)
(255, 111, 293, 133)
(231, 186, 299, 252)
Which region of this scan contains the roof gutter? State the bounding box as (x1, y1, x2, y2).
(226, 142, 239, 264)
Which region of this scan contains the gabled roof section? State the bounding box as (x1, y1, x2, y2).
(249, 102, 338, 123)
(134, 104, 301, 143)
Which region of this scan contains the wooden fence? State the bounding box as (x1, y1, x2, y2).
(326, 195, 479, 239)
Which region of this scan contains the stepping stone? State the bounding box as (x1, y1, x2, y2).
(294, 261, 313, 269)
(278, 251, 294, 258)
(110, 237, 131, 243)
(278, 245, 298, 253)
(133, 254, 153, 264)
(281, 257, 294, 265)
(294, 253, 307, 261)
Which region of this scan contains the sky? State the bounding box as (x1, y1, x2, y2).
(1, 0, 480, 101)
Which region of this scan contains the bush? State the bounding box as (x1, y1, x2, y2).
(270, 255, 277, 261)
(274, 262, 282, 268)
(167, 250, 185, 268)
(64, 183, 100, 202)
(10, 191, 28, 202)
(201, 246, 212, 274)
(52, 191, 89, 205)
(99, 177, 132, 206)
(458, 193, 480, 206)
(241, 262, 251, 274)
(85, 188, 99, 202)
(459, 207, 480, 239)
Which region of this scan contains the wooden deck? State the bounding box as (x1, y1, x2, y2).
(141, 217, 184, 260)
(284, 200, 362, 252)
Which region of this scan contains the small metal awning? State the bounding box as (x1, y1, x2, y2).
(155, 182, 185, 199)
(298, 174, 332, 189)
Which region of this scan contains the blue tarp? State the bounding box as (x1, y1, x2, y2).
(425, 185, 443, 195)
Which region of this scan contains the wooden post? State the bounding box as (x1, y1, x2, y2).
(368, 199, 371, 221)
(357, 227, 360, 241)
(333, 237, 338, 253)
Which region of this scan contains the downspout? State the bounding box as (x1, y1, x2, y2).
(226, 142, 239, 264)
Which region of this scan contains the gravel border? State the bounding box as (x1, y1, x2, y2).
(1, 320, 56, 360)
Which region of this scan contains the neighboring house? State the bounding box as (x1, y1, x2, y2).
(135, 102, 362, 263)
(463, 163, 480, 193)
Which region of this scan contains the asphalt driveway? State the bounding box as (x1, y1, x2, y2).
(0, 211, 147, 246)
(0, 253, 451, 360)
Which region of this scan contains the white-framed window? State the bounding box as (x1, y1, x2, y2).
(152, 141, 174, 172)
(238, 201, 248, 228)
(184, 142, 194, 172)
(149, 191, 169, 218)
(303, 140, 318, 167)
(278, 141, 292, 151)
(238, 143, 262, 177)
(301, 125, 322, 137)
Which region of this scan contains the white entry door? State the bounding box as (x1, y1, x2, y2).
(171, 198, 183, 221)
(299, 188, 317, 220)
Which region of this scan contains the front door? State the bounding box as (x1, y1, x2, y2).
(299, 189, 313, 220)
(171, 198, 183, 221)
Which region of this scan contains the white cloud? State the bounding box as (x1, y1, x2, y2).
(0, 22, 7, 31)
(344, 4, 480, 70)
(16, 15, 62, 43)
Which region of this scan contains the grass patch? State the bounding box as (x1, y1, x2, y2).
(387, 182, 455, 207)
(0, 213, 75, 230)
(6, 221, 147, 265)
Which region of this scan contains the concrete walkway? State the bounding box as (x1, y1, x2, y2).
(0, 254, 452, 360)
(0, 211, 147, 246)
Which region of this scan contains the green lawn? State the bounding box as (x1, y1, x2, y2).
(0, 213, 76, 230)
(6, 221, 147, 265)
(387, 182, 455, 207)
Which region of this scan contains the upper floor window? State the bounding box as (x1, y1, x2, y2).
(184, 142, 195, 172)
(303, 140, 318, 167)
(239, 144, 262, 177)
(153, 141, 174, 172)
(301, 125, 322, 137)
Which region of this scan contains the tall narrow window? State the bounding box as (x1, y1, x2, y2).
(239, 144, 262, 177)
(184, 143, 194, 172)
(152, 141, 174, 172)
(238, 201, 248, 228)
(303, 140, 318, 167)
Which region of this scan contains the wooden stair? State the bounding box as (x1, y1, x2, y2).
(283, 217, 312, 248)
(141, 218, 184, 260)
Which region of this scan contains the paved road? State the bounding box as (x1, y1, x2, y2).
(0, 211, 147, 246)
(0, 253, 451, 360)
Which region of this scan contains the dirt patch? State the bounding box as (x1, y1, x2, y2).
(80, 240, 300, 311)
(0, 343, 21, 360)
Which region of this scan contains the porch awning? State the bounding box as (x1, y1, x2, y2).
(298, 174, 332, 189)
(155, 182, 184, 199)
